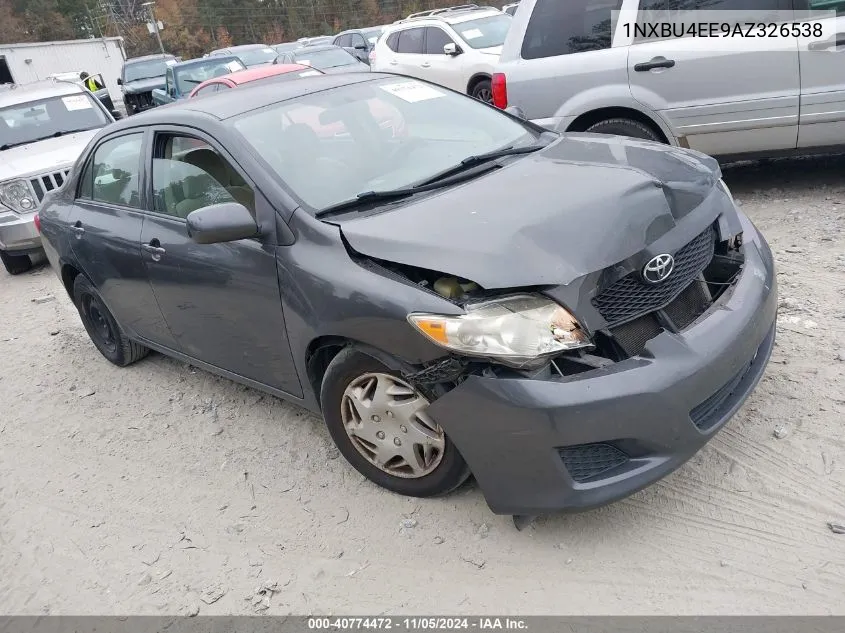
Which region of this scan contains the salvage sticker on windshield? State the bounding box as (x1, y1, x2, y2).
(380, 82, 444, 102)
(462, 28, 483, 40)
(62, 95, 93, 111)
(225, 61, 243, 72)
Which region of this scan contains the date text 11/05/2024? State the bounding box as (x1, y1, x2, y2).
(307, 617, 528, 631)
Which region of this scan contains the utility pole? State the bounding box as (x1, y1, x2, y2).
(142, 1, 165, 53)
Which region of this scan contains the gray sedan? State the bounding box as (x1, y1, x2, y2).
(274, 44, 370, 74)
(37, 73, 776, 518)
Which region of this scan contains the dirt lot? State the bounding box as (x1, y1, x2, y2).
(2, 155, 845, 616)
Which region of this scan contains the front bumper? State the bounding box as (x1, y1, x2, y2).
(0, 209, 41, 254)
(428, 216, 777, 515)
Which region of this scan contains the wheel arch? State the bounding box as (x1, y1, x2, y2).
(60, 261, 83, 299)
(567, 106, 671, 144)
(466, 72, 491, 95)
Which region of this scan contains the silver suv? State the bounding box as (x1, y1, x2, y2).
(0, 80, 113, 275)
(495, 0, 845, 159)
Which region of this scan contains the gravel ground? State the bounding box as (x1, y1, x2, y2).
(2, 154, 844, 616)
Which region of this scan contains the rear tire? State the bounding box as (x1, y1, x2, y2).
(320, 348, 470, 498)
(585, 117, 662, 142)
(72, 275, 149, 367)
(0, 250, 33, 275)
(470, 79, 493, 104)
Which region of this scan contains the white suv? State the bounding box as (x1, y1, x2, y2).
(371, 4, 513, 103)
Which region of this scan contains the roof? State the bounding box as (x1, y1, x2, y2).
(289, 44, 341, 54)
(0, 37, 123, 50)
(219, 64, 311, 86)
(0, 79, 85, 107)
(125, 53, 176, 64)
(110, 72, 384, 126)
(393, 4, 502, 25)
(336, 25, 387, 35)
(210, 44, 269, 54)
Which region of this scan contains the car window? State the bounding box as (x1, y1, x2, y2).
(89, 134, 144, 208)
(386, 31, 400, 51)
(235, 47, 278, 66)
(424, 27, 455, 54)
(165, 68, 174, 93)
(452, 14, 512, 49)
(350, 33, 368, 48)
(397, 28, 425, 54)
(293, 47, 359, 69)
(363, 28, 384, 45)
(152, 135, 255, 218)
(234, 77, 536, 212)
(175, 59, 245, 95)
(335, 34, 352, 47)
(802, 0, 845, 12)
(123, 57, 176, 82)
(522, 0, 624, 59)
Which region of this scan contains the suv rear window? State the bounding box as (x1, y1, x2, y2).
(521, 0, 623, 60)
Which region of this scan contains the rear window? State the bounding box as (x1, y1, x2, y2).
(521, 0, 623, 60)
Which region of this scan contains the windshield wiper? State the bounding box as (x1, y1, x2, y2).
(415, 141, 549, 187)
(315, 162, 500, 218)
(1, 128, 94, 150)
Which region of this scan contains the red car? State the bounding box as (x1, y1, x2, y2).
(188, 63, 322, 97)
(188, 64, 406, 140)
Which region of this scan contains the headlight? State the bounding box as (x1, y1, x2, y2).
(0, 179, 37, 214)
(408, 294, 590, 367)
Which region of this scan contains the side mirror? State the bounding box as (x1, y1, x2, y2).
(505, 106, 526, 120)
(443, 43, 462, 56)
(186, 203, 258, 245)
(354, 43, 367, 51)
(110, 109, 123, 120)
(116, 77, 123, 85)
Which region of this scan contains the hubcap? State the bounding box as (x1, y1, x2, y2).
(340, 372, 445, 478)
(476, 87, 493, 103)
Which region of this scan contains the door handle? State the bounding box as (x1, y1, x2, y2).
(808, 34, 845, 51)
(420, 62, 431, 68)
(142, 241, 166, 261)
(634, 57, 676, 72)
(70, 221, 84, 239)
(389, 60, 398, 65)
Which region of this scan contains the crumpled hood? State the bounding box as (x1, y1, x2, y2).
(123, 77, 166, 94)
(337, 133, 723, 289)
(0, 130, 100, 182)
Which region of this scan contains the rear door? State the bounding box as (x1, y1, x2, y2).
(140, 129, 302, 396)
(628, 0, 800, 156)
(70, 131, 178, 348)
(795, 0, 845, 148)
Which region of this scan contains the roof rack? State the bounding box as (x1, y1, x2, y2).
(394, 4, 498, 23)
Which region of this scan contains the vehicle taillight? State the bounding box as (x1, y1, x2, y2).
(491, 73, 507, 109)
(369, 50, 377, 64)
(33, 213, 41, 234)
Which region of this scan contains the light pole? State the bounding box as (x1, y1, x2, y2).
(142, 2, 165, 54)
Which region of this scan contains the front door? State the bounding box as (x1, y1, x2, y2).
(70, 131, 178, 348)
(796, 0, 845, 148)
(422, 26, 465, 92)
(628, 0, 800, 156)
(140, 131, 302, 397)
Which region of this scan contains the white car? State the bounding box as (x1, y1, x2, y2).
(371, 4, 512, 103)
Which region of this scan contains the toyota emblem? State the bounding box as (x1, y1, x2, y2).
(643, 254, 675, 284)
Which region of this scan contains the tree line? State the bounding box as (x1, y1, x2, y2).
(0, 0, 507, 59)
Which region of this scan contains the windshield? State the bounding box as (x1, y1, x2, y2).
(236, 47, 278, 66)
(293, 48, 358, 69)
(274, 42, 301, 53)
(363, 28, 384, 44)
(0, 94, 109, 150)
(175, 59, 245, 94)
(234, 77, 537, 211)
(454, 14, 513, 49)
(124, 58, 175, 82)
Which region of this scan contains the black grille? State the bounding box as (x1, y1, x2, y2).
(593, 226, 716, 328)
(690, 362, 753, 431)
(29, 169, 71, 203)
(128, 91, 155, 111)
(663, 279, 711, 330)
(610, 314, 662, 357)
(559, 444, 629, 482)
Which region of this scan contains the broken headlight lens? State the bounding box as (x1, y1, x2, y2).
(408, 294, 590, 366)
(0, 179, 38, 214)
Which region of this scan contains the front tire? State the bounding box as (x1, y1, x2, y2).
(0, 250, 33, 275)
(470, 79, 493, 104)
(72, 275, 149, 367)
(585, 117, 662, 142)
(320, 348, 470, 498)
